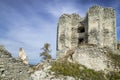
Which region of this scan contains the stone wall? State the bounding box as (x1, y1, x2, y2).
(0, 47, 30, 80)
(57, 14, 82, 58)
(88, 6, 116, 49)
(87, 6, 104, 46)
(72, 45, 111, 71)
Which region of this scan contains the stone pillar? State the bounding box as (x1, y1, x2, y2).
(18, 48, 28, 64)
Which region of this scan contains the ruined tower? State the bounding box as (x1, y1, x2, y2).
(87, 6, 116, 49)
(57, 5, 117, 58)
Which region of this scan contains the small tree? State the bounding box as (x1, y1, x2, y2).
(40, 43, 52, 60)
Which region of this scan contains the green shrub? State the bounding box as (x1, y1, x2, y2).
(40, 43, 52, 60)
(50, 47, 120, 80)
(106, 71, 120, 80)
(50, 60, 106, 80)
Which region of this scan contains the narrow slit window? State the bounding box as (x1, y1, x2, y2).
(78, 27, 85, 33)
(78, 38, 84, 44)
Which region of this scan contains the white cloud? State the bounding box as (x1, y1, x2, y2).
(46, 2, 86, 18)
(0, 1, 57, 64)
(0, 0, 88, 64)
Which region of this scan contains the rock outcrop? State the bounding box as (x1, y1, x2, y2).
(0, 47, 30, 80)
(30, 60, 80, 80)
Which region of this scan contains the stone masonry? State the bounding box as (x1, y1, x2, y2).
(0, 46, 30, 80)
(57, 5, 117, 58)
(88, 6, 116, 49)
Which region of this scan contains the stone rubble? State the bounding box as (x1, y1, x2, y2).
(30, 60, 81, 80)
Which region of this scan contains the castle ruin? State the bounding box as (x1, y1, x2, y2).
(57, 5, 117, 58)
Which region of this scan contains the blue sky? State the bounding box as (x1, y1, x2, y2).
(0, 0, 120, 64)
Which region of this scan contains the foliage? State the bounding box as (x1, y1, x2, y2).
(50, 60, 106, 80)
(106, 71, 120, 80)
(40, 43, 52, 60)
